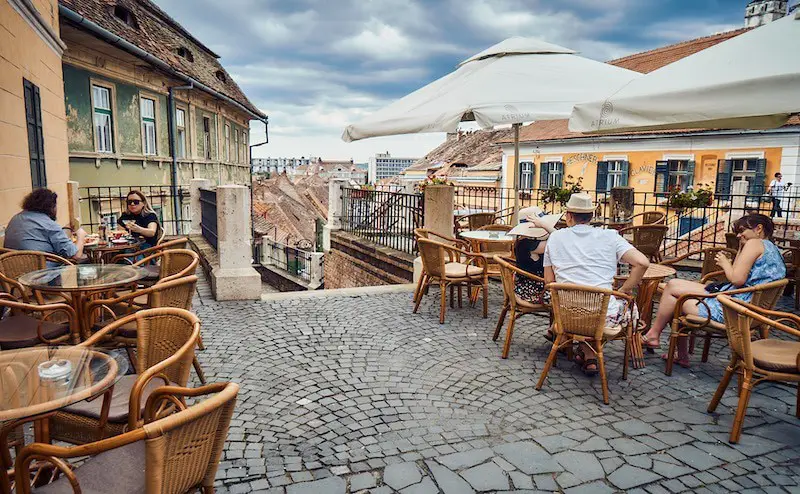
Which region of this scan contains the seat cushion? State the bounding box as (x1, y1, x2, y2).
(514, 295, 549, 312)
(0, 315, 70, 349)
(751, 339, 800, 373)
(60, 374, 169, 423)
(93, 319, 138, 339)
(140, 264, 160, 280)
(33, 440, 145, 494)
(444, 262, 483, 278)
(681, 314, 727, 332)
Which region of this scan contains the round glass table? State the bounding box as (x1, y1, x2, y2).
(0, 346, 124, 492)
(84, 237, 142, 263)
(460, 230, 514, 243)
(18, 265, 147, 339)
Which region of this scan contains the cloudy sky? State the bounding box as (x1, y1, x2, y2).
(154, 0, 750, 163)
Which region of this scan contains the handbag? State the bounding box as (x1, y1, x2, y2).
(704, 282, 729, 294)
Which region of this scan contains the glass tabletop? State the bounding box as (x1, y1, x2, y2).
(0, 346, 126, 421)
(460, 230, 514, 241)
(84, 237, 142, 251)
(17, 264, 146, 292)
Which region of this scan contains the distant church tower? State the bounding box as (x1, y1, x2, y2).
(745, 0, 788, 27)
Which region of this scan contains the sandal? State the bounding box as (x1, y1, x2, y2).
(661, 353, 690, 368)
(641, 335, 661, 353)
(573, 350, 599, 377)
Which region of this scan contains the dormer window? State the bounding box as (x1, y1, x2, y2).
(176, 47, 194, 62)
(113, 5, 138, 29)
(215, 70, 227, 83)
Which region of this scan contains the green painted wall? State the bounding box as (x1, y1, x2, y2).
(195, 108, 217, 160)
(115, 83, 141, 155)
(157, 93, 169, 156)
(63, 65, 93, 152)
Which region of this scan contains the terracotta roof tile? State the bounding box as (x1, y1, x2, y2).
(60, 0, 265, 117)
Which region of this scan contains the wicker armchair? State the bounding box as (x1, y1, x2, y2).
(413, 238, 488, 324)
(782, 246, 800, 309)
(536, 283, 634, 404)
(664, 279, 788, 376)
(618, 224, 668, 263)
(0, 294, 79, 348)
(465, 212, 496, 230)
(725, 232, 741, 251)
(414, 228, 470, 250)
(0, 251, 73, 304)
(84, 276, 205, 384)
(631, 211, 666, 225)
(129, 248, 199, 287)
(49, 308, 200, 445)
(659, 247, 738, 286)
(109, 237, 189, 266)
(16, 382, 238, 494)
(493, 256, 552, 359)
(708, 297, 800, 443)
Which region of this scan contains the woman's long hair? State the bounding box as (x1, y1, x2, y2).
(126, 190, 156, 216)
(733, 213, 774, 240)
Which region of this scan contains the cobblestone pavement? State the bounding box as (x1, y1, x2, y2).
(192, 279, 800, 493)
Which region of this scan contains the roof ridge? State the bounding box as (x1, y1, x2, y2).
(132, 0, 219, 58)
(608, 27, 752, 65)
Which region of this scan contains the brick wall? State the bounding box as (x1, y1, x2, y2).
(325, 232, 414, 289)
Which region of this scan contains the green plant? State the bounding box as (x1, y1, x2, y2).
(541, 176, 584, 206)
(419, 177, 453, 187)
(667, 183, 714, 209)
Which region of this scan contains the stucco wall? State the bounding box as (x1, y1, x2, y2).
(0, 0, 69, 227)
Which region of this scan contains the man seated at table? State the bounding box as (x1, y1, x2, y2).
(544, 193, 650, 376)
(4, 188, 87, 261)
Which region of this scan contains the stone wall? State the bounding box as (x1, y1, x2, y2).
(325, 232, 414, 289)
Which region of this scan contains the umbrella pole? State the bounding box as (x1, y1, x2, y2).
(511, 123, 521, 224)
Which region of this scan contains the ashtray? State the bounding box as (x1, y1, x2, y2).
(38, 359, 72, 382)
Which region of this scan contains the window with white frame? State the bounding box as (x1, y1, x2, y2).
(596, 160, 629, 192)
(655, 159, 695, 194)
(140, 97, 156, 155)
(92, 85, 113, 153)
(539, 161, 564, 188)
(202, 117, 211, 159)
(224, 124, 230, 162)
(715, 157, 767, 196)
(519, 161, 534, 190)
(241, 130, 247, 163)
(233, 128, 239, 163)
(175, 108, 186, 158)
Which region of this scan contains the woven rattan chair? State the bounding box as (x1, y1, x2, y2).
(84, 276, 205, 384)
(664, 279, 788, 376)
(708, 296, 800, 443)
(726, 232, 741, 251)
(631, 211, 666, 225)
(128, 248, 199, 287)
(413, 230, 471, 306)
(466, 212, 496, 230)
(0, 294, 79, 348)
(109, 237, 189, 266)
(16, 382, 238, 494)
(536, 283, 634, 405)
(0, 251, 73, 304)
(782, 246, 800, 309)
(618, 224, 668, 263)
(659, 247, 739, 287)
(414, 238, 488, 324)
(49, 308, 200, 445)
(493, 256, 552, 359)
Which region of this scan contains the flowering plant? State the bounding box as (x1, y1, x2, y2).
(419, 177, 454, 187)
(541, 176, 584, 206)
(667, 183, 714, 209)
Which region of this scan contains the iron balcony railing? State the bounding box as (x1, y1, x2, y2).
(261, 238, 314, 282)
(340, 188, 423, 255)
(78, 185, 189, 236)
(199, 187, 218, 249)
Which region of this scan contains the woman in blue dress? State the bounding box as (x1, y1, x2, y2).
(642, 213, 786, 368)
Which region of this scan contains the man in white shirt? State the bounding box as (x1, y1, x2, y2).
(543, 193, 650, 375)
(767, 172, 789, 218)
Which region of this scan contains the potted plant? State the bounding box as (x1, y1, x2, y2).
(541, 176, 584, 211)
(417, 176, 454, 193)
(667, 183, 714, 236)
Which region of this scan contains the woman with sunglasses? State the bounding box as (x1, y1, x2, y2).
(119, 190, 161, 248)
(641, 213, 785, 368)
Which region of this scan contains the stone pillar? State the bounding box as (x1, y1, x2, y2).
(210, 185, 262, 300)
(260, 236, 272, 266)
(323, 179, 348, 252)
(309, 252, 325, 289)
(730, 180, 749, 221)
(423, 185, 454, 239)
(66, 181, 81, 230)
(190, 178, 212, 235)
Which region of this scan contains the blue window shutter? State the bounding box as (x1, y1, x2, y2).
(715, 159, 732, 195)
(655, 161, 669, 194)
(555, 162, 564, 187)
(620, 161, 629, 187)
(596, 161, 609, 192)
(753, 158, 767, 195)
(539, 162, 548, 188)
(687, 160, 696, 187)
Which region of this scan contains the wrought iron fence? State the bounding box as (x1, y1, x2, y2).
(199, 188, 218, 249)
(340, 188, 423, 255)
(261, 238, 313, 281)
(452, 186, 612, 222)
(78, 185, 189, 236)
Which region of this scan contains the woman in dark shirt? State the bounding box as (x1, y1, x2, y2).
(510, 213, 562, 304)
(119, 190, 161, 248)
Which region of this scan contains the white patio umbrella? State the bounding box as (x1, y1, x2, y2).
(341, 37, 639, 219)
(569, 12, 800, 134)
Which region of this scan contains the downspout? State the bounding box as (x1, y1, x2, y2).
(168, 83, 193, 235)
(249, 123, 269, 263)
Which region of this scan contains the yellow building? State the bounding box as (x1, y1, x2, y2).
(499, 29, 800, 203)
(0, 0, 70, 226)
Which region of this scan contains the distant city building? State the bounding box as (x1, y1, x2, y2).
(252, 157, 318, 175)
(368, 152, 418, 182)
(745, 0, 788, 27)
